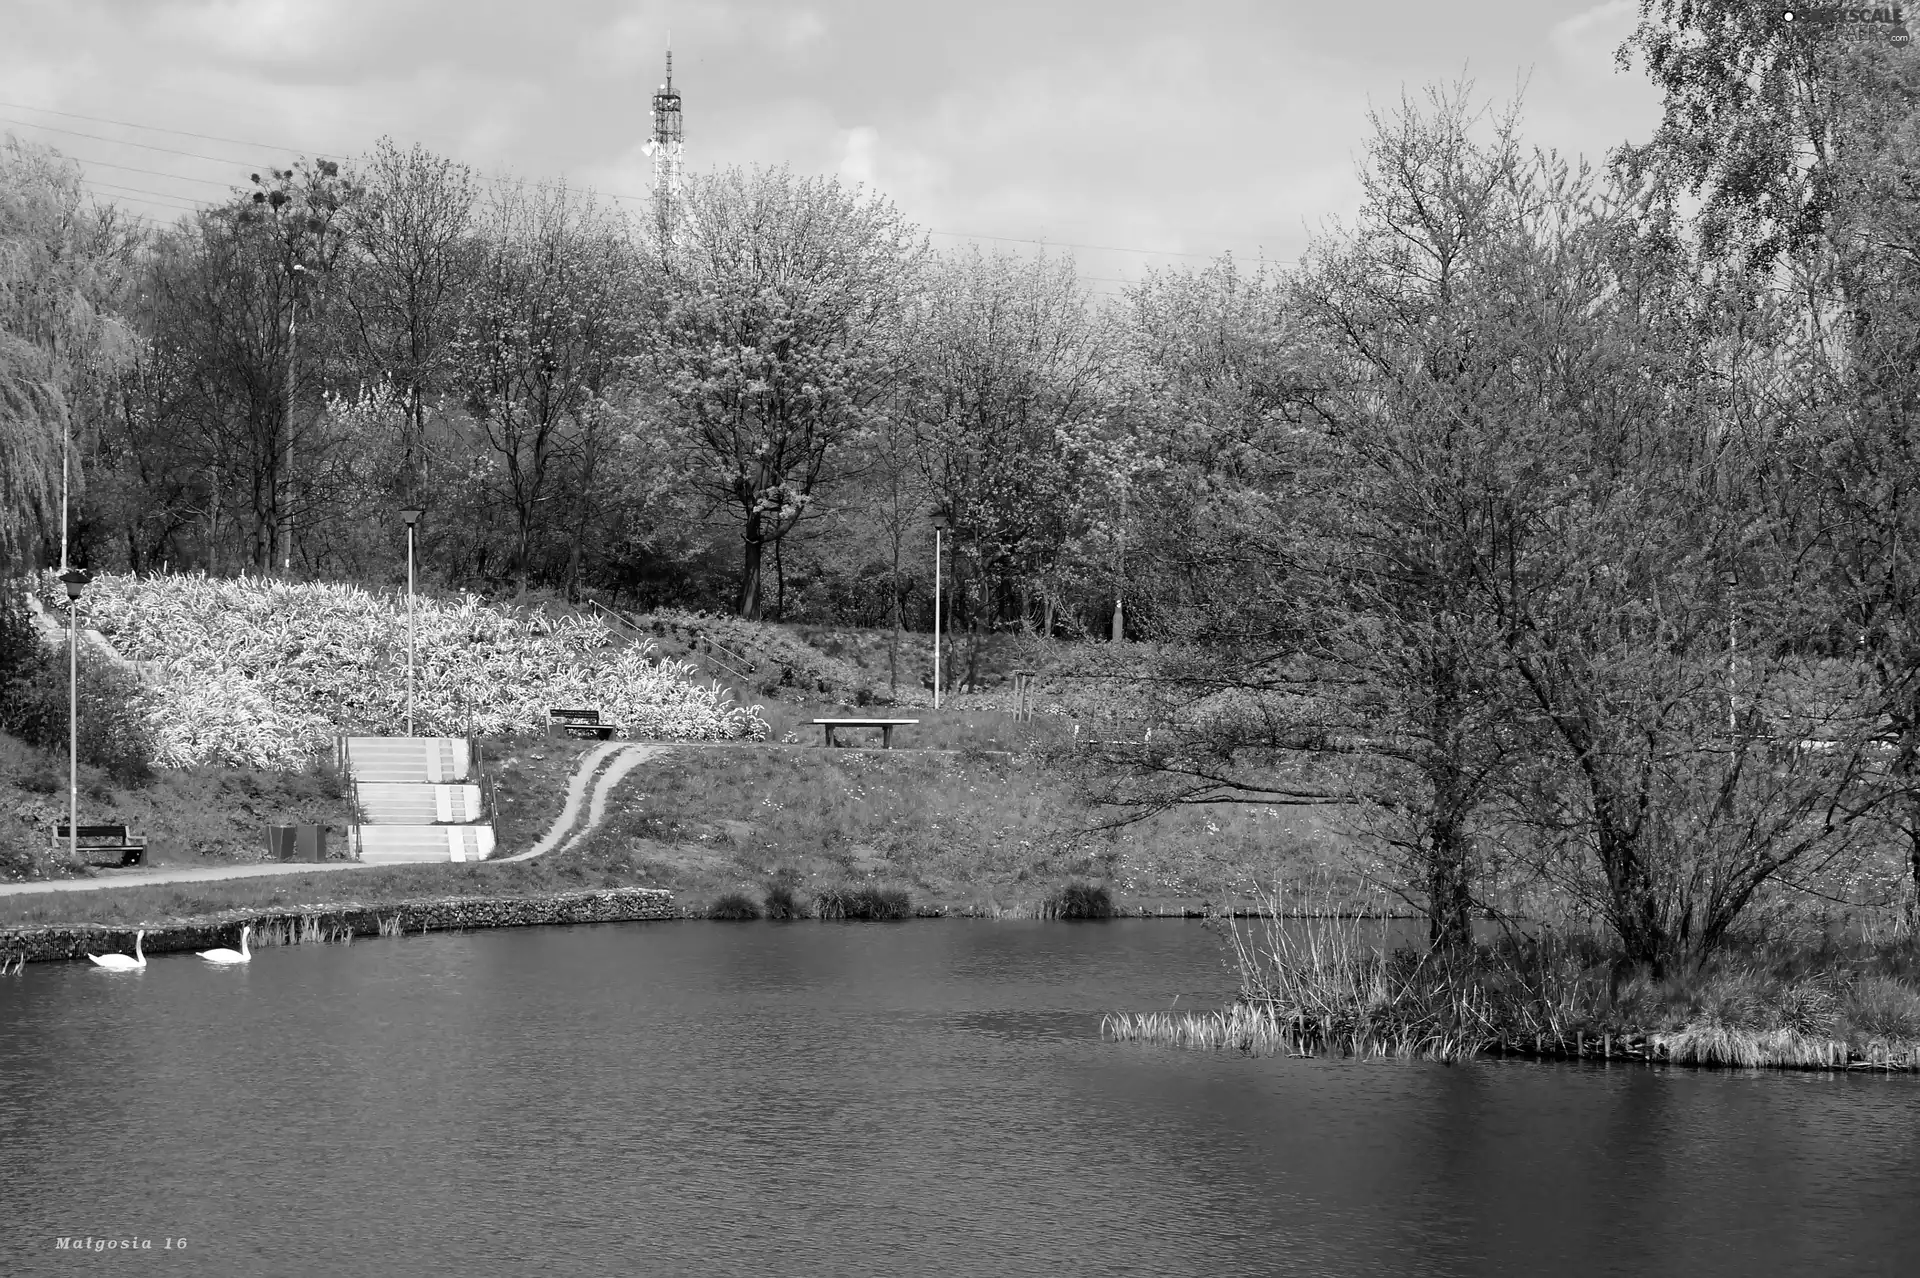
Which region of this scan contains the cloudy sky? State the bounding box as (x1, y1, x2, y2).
(0, 0, 1660, 295)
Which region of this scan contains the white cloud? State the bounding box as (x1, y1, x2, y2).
(1549, 0, 1637, 80)
(836, 124, 879, 188)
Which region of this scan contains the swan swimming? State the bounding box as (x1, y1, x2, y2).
(197, 924, 252, 965)
(86, 930, 146, 970)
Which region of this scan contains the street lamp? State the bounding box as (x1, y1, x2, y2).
(59, 567, 90, 865)
(400, 509, 424, 737)
(931, 513, 950, 710)
(1723, 567, 1738, 732)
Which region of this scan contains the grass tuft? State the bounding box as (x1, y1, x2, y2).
(1043, 880, 1114, 920)
(762, 883, 802, 920)
(707, 891, 763, 921)
(813, 883, 912, 921)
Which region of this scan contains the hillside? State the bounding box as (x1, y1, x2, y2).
(35, 572, 768, 770)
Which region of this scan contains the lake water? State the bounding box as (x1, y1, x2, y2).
(2, 919, 1918, 1276)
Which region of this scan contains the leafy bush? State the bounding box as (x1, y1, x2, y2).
(708, 891, 763, 920)
(41, 571, 770, 768)
(1043, 880, 1114, 920)
(813, 883, 912, 920)
(0, 609, 155, 785)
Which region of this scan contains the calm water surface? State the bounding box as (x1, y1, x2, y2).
(2, 920, 1918, 1276)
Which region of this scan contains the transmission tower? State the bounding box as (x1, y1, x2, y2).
(644, 47, 684, 244)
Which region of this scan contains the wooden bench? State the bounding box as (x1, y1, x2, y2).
(811, 718, 920, 749)
(548, 707, 622, 741)
(53, 824, 146, 867)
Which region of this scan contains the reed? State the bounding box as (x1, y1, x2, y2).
(376, 914, 403, 938)
(250, 915, 356, 947)
(813, 884, 913, 921)
(1108, 880, 1920, 1069)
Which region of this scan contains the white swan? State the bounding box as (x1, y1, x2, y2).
(87, 930, 146, 970)
(197, 924, 251, 965)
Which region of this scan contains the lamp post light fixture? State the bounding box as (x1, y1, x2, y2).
(401, 509, 425, 736)
(931, 513, 950, 710)
(59, 567, 90, 865)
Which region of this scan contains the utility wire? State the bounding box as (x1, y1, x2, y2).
(5, 102, 1285, 280)
(5, 102, 1271, 265)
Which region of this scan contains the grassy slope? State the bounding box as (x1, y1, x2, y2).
(0, 719, 1362, 927)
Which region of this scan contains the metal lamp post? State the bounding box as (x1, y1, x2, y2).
(1724, 568, 1738, 732)
(59, 568, 90, 864)
(401, 509, 424, 736)
(931, 513, 949, 710)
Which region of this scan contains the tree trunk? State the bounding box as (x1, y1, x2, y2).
(775, 533, 786, 621)
(736, 458, 772, 621)
(737, 524, 764, 621)
(1425, 813, 1474, 950)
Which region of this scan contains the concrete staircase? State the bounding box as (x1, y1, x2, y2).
(340, 737, 498, 864)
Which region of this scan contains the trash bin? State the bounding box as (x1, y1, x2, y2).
(295, 824, 326, 862)
(266, 825, 298, 860)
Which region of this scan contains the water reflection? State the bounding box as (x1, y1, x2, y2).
(1, 920, 1916, 1276)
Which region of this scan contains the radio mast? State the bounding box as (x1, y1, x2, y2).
(645, 47, 684, 245)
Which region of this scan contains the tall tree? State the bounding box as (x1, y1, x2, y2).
(339, 139, 478, 506)
(902, 247, 1119, 665)
(651, 165, 923, 620)
(451, 178, 638, 596)
(0, 136, 140, 572)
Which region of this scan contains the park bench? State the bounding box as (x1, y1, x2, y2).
(548, 707, 621, 741)
(53, 823, 146, 867)
(811, 718, 920, 749)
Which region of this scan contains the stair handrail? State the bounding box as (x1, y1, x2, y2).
(694, 629, 754, 682)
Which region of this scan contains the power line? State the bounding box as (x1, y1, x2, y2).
(5, 100, 1272, 272)
(0, 115, 285, 171)
(0, 97, 348, 160)
(82, 180, 201, 211)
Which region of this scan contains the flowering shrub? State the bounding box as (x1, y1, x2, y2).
(46, 572, 768, 769)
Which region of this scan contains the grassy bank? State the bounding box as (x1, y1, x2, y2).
(1103, 896, 1920, 1071)
(556, 741, 1355, 919)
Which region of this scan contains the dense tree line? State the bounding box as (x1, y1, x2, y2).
(7, 6, 1920, 960)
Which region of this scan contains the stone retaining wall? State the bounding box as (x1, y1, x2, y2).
(0, 887, 677, 965)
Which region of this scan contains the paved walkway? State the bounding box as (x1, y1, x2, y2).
(501, 743, 662, 862)
(0, 860, 383, 897)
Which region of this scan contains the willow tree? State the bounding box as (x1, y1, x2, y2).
(650, 165, 924, 620)
(0, 136, 139, 573)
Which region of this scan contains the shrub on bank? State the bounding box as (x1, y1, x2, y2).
(1, 583, 155, 784)
(762, 883, 802, 920)
(708, 891, 762, 921)
(1043, 881, 1114, 920)
(813, 884, 912, 921)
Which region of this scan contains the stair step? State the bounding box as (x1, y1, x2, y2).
(353, 824, 495, 863)
(355, 783, 483, 824)
(343, 737, 471, 783)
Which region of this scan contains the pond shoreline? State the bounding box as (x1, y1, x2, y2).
(0, 896, 1423, 965)
(0, 886, 677, 965)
